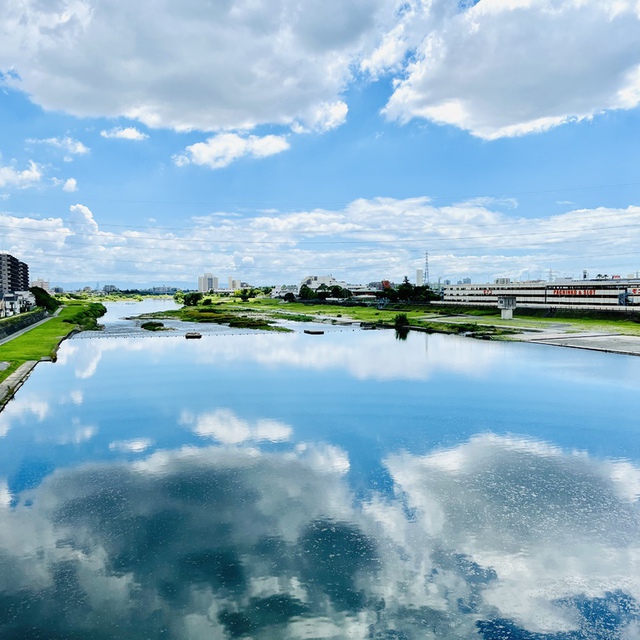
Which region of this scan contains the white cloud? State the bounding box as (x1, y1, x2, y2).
(3, 195, 639, 285)
(27, 136, 89, 155)
(174, 133, 290, 169)
(100, 126, 149, 140)
(62, 178, 77, 192)
(291, 100, 349, 133)
(68, 203, 99, 235)
(382, 0, 640, 139)
(0, 160, 42, 189)
(0, 0, 386, 133)
(1, 0, 638, 141)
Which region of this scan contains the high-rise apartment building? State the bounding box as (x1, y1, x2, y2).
(198, 273, 218, 292)
(0, 253, 30, 294)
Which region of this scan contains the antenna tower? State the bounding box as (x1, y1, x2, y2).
(424, 251, 430, 287)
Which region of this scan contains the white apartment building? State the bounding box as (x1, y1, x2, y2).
(198, 273, 219, 293)
(30, 278, 50, 293)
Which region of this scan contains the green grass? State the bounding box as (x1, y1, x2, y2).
(135, 294, 640, 338)
(136, 305, 292, 332)
(0, 303, 105, 383)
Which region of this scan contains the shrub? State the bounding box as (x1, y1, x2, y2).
(394, 313, 409, 328)
(141, 321, 165, 331)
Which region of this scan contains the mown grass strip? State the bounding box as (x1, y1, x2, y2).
(0, 303, 105, 384)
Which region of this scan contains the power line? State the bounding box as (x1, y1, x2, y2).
(8, 180, 640, 209)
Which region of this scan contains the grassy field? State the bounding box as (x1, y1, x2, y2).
(190, 296, 640, 336)
(0, 303, 106, 383)
(131, 293, 640, 339)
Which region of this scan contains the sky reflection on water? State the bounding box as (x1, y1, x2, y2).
(0, 303, 639, 638)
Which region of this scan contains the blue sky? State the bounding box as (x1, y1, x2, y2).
(1, 0, 639, 287)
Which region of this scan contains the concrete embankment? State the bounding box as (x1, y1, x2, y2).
(0, 361, 38, 411)
(0, 310, 48, 341)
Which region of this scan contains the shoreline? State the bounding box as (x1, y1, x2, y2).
(2, 311, 639, 415)
(0, 361, 38, 411)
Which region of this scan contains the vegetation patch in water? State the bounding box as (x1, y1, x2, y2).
(140, 321, 166, 332)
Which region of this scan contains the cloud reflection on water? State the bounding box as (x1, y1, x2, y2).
(0, 434, 638, 638)
(64, 329, 503, 382)
(180, 408, 293, 445)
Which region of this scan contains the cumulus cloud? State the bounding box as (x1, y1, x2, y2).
(174, 133, 290, 169)
(2, 196, 640, 284)
(291, 100, 349, 133)
(0, 160, 42, 189)
(2, 0, 638, 139)
(0, 0, 386, 133)
(68, 203, 98, 234)
(62, 177, 77, 192)
(382, 0, 640, 138)
(100, 126, 149, 140)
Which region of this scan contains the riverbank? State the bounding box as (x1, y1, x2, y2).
(0, 302, 106, 396)
(182, 296, 640, 355)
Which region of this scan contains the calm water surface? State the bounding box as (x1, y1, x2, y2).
(0, 301, 639, 638)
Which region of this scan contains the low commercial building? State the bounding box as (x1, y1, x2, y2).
(442, 278, 640, 311)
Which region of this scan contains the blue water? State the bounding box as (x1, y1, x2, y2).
(0, 301, 638, 638)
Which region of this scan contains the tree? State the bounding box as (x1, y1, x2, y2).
(183, 292, 203, 306)
(397, 276, 414, 301)
(378, 288, 398, 302)
(283, 292, 295, 302)
(30, 286, 61, 312)
(299, 285, 317, 300)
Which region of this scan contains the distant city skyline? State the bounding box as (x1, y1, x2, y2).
(1, 1, 639, 285)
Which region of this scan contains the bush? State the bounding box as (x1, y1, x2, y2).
(394, 313, 409, 327)
(62, 303, 107, 330)
(183, 292, 203, 306)
(141, 321, 165, 331)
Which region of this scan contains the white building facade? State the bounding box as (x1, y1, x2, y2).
(198, 273, 219, 293)
(443, 278, 640, 311)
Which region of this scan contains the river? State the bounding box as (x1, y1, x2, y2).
(0, 300, 638, 638)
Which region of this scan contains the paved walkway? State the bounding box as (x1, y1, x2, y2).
(0, 307, 61, 347)
(420, 314, 640, 356)
(0, 308, 64, 409)
(515, 331, 640, 355)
